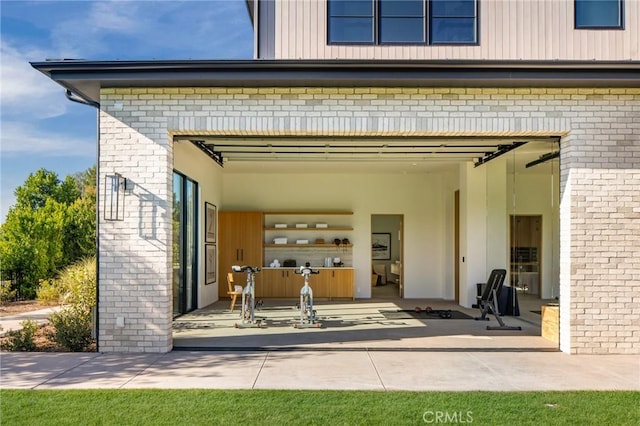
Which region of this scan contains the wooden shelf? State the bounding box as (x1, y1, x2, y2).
(264, 211, 352, 215)
(265, 244, 353, 248)
(265, 227, 353, 231)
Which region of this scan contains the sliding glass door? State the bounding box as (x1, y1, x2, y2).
(173, 171, 198, 317)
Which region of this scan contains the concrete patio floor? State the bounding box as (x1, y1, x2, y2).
(2, 295, 638, 391)
(173, 295, 558, 352)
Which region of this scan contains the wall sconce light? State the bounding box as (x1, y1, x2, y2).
(105, 173, 128, 221)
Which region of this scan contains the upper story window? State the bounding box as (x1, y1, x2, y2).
(575, 0, 624, 29)
(328, 0, 375, 43)
(327, 0, 478, 45)
(430, 0, 477, 44)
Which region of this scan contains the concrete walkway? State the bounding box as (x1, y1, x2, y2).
(0, 307, 61, 336)
(2, 299, 638, 391)
(1, 351, 638, 391)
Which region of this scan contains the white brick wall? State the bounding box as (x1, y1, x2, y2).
(99, 87, 640, 354)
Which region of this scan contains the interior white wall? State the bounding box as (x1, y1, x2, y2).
(459, 163, 488, 308)
(507, 167, 561, 299)
(486, 158, 509, 278)
(222, 171, 447, 299)
(174, 141, 223, 308)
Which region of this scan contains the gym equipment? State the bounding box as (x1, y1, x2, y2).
(438, 310, 452, 319)
(474, 269, 522, 330)
(414, 306, 423, 313)
(293, 265, 322, 328)
(233, 265, 263, 328)
(425, 306, 433, 313)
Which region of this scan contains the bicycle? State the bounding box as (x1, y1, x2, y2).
(293, 265, 322, 328)
(233, 265, 263, 328)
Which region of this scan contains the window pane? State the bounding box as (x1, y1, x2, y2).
(431, 17, 476, 43)
(575, 0, 621, 27)
(328, 0, 373, 16)
(172, 173, 183, 317)
(380, 17, 425, 42)
(380, 0, 424, 16)
(431, 0, 476, 17)
(329, 17, 374, 42)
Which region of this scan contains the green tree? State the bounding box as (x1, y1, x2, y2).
(0, 167, 96, 299)
(14, 169, 80, 210)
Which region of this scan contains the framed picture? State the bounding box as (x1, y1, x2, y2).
(372, 233, 391, 260)
(205, 244, 216, 285)
(205, 202, 216, 243)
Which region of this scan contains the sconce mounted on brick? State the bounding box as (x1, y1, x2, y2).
(105, 173, 128, 221)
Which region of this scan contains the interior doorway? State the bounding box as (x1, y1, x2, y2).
(371, 214, 403, 299)
(510, 215, 542, 297)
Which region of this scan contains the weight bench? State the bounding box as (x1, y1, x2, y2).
(474, 269, 522, 331)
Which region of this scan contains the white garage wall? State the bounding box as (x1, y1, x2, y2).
(222, 171, 453, 299)
(174, 141, 224, 308)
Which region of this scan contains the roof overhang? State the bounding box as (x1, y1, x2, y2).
(244, 0, 255, 26)
(31, 59, 640, 106)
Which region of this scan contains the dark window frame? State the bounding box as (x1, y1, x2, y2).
(574, 0, 624, 30)
(378, 0, 427, 45)
(429, 0, 479, 45)
(172, 170, 199, 318)
(327, 0, 479, 46)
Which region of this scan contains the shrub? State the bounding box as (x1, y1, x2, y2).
(0, 280, 17, 303)
(36, 279, 63, 305)
(45, 257, 96, 352)
(47, 306, 93, 352)
(56, 256, 96, 309)
(0, 319, 39, 351)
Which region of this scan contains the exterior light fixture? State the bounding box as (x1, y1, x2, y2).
(104, 173, 128, 221)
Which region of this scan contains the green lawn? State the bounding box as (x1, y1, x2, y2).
(1, 390, 638, 425)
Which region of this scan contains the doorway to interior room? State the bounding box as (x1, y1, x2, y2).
(371, 214, 403, 299)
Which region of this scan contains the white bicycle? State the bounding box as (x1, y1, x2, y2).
(293, 265, 322, 328)
(233, 265, 263, 328)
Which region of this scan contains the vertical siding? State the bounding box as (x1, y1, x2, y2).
(273, 0, 639, 60)
(258, 0, 276, 59)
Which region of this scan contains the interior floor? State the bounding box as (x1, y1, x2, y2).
(173, 294, 557, 351)
(371, 282, 400, 299)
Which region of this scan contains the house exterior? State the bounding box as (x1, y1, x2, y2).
(32, 0, 639, 355)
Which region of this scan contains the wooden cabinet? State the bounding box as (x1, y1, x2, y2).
(309, 272, 330, 298)
(258, 268, 353, 299)
(260, 268, 295, 298)
(218, 211, 263, 298)
(329, 269, 354, 299)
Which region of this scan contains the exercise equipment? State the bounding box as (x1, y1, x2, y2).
(474, 269, 522, 330)
(233, 265, 263, 328)
(293, 265, 322, 328)
(438, 310, 452, 319)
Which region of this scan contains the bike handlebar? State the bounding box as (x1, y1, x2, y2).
(295, 267, 319, 275)
(232, 265, 261, 274)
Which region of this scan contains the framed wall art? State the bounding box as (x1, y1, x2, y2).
(205, 244, 216, 285)
(372, 233, 391, 260)
(205, 202, 216, 243)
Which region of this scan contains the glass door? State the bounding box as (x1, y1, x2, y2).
(173, 171, 198, 317)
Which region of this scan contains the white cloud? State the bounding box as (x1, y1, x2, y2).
(0, 120, 95, 158)
(47, 1, 253, 59)
(0, 41, 69, 119)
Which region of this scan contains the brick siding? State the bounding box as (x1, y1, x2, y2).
(99, 87, 640, 353)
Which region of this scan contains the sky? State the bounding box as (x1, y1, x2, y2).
(0, 0, 254, 221)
